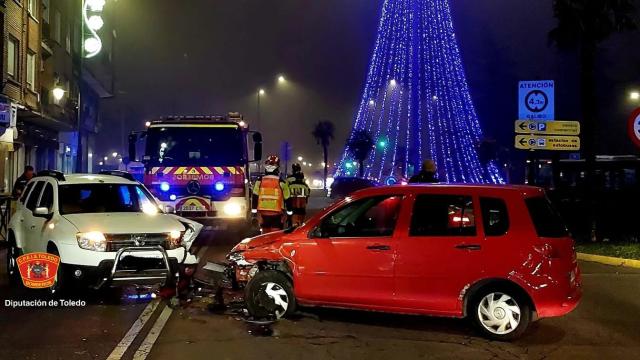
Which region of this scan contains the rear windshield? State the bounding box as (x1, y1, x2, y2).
(525, 196, 569, 238)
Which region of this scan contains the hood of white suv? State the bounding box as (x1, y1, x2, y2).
(63, 213, 186, 234)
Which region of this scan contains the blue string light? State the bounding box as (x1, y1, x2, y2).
(338, 0, 504, 184)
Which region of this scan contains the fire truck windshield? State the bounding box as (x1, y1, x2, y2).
(145, 126, 246, 166)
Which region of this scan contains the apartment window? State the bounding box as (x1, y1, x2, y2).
(28, 0, 37, 17)
(27, 52, 36, 91)
(7, 38, 18, 78)
(65, 22, 71, 53)
(42, 0, 50, 23)
(53, 10, 61, 43)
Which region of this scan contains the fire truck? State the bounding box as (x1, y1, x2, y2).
(128, 113, 262, 228)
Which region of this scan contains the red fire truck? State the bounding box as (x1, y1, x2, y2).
(128, 114, 262, 228)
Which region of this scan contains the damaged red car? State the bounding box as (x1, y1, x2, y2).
(227, 184, 581, 341)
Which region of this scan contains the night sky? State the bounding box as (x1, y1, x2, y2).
(98, 0, 640, 171)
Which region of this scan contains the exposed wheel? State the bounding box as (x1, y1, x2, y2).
(470, 288, 531, 341)
(6, 237, 23, 286)
(48, 247, 67, 296)
(245, 270, 296, 319)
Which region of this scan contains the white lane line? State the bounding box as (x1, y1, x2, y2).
(132, 305, 174, 360)
(106, 300, 160, 360)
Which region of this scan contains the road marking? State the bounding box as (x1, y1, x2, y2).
(106, 300, 160, 360)
(132, 305, 174, 360)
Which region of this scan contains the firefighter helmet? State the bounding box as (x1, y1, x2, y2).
(264, 155, 280, 174)
(292, 163, 302, 174)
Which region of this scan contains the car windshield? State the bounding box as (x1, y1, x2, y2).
(59, 184, 159, 215)
(145, 126, 245, 166)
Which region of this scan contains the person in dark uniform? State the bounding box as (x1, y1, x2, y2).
(286, 163, 311, 227)
(409, 160, 439, 184)
(12, 165, 35, 199)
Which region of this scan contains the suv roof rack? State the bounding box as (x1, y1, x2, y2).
(99, 170, 136, 182)
(37, 170, 66, 181)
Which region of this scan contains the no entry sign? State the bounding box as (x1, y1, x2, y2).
(629, 108, 640, 149)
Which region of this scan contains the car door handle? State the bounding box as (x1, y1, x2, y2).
(367, 245, 391, 251)
(455, 244, 482, 251)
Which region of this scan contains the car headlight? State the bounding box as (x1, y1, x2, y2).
(223, 203, 242, 217)
(77, 231, 107, 252)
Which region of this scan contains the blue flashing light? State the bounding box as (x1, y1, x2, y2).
(160, 182, 170, 192)
(214, 182, 225, 191)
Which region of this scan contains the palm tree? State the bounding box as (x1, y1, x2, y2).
(550, 0, 636, 168)
(550, 0, 636, 239)
(312, 120, 335, 189)
(347, 129, 375, 178)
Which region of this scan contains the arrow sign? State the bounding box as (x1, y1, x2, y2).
(515, 120, 581, 135)
(515, 135, 581, 151)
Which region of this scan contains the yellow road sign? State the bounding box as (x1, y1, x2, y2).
(515, 120, 581, 135)
(515, 135, 581, 151)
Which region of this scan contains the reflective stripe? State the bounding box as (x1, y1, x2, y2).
(257, 176, 284, 212)
(201, 167, 213, 175)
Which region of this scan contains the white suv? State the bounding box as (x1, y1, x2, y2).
(6, 171, 202, 293)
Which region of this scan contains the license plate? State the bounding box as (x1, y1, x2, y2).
(181, 205, 205, 212)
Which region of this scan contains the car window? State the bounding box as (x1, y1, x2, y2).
(38, 183, 54, 212)
(525, 196, 569, 238)
(58, 184, 159, 215)
(480, 197, 509, 237)
(26, 181, 45, 211)
(410, 195, 476, 237)
(320, 195, 403, 238)
(20, 182, 35, 204)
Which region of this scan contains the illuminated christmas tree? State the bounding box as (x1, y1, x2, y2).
(337, 0, 503, 183)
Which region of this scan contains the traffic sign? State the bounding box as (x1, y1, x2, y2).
(629, 108, 640, 149)
(515, 135, 581, 151)
(515, 120, 580, 136)
(519, 80, 555, 120)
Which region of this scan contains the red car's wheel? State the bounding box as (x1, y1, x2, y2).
(245, 270, 296, 319)
(470, 287, 531, 341)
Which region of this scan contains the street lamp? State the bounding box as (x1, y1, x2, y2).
(630, 91, 640, 101)
(297, 156, 303, 161)
(257, 89, 265, 131)
(145, 121, 151, 127)
(278, 75, 286, 84)
(389, 79, 397, 87)
(52, 86, 65, 101)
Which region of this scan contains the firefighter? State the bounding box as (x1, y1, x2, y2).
(286, 163, 311, 227)
(252, 155, 291, 233)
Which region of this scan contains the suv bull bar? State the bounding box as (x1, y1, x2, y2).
(94, 246, 173, 288)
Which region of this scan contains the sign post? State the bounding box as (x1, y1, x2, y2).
(629, 108, 640, 149)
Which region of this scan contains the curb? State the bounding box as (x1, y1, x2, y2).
(577, 252, 640, 269)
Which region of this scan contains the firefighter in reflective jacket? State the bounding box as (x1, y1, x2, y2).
(286, 163, 311, 227)
(252, 155, 291, 233)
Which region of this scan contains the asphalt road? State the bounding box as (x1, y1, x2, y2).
(1, 195, 639, 359)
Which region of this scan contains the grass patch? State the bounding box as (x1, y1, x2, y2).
(576, 243, 640, 260)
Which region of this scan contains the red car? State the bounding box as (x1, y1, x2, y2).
(227, 184, 581, 340)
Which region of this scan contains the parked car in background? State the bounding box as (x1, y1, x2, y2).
(227, 184, 581, 341)
(328, 177, 378, 199)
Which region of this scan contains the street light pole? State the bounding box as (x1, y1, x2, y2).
(257, 89, 265, 131)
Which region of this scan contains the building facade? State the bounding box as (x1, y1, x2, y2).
(0, 0, 114, 195)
